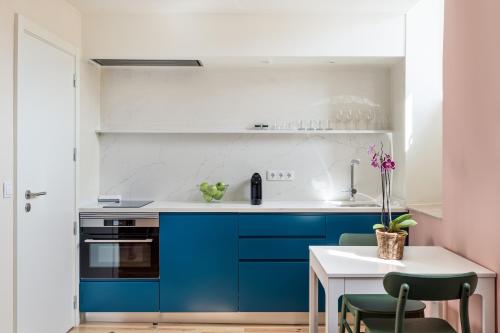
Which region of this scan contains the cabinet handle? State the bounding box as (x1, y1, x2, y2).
(84, 239, 153, 243)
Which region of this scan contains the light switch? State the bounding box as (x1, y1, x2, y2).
(3, 181, 13, 198)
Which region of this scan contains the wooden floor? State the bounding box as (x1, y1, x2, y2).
(71, 314, 363, 333)
(71, 323, 325, 333)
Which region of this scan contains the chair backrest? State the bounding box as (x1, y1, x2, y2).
(383, 272, 478, 301)
(384, 272, 478, 333)
(339, 233, 377, 246)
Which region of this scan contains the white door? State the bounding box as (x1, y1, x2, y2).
(16, 17, 76, 333)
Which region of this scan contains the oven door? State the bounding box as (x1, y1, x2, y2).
(80, 233, 159, 279)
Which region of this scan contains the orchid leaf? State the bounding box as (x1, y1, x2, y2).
(373, 224, 385, 230)
(391, 214, 413, 225)
(397, 219, 418, 228)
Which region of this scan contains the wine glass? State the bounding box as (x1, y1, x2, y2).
(365, 108, 375, 129)
(335, 109, 344, 129)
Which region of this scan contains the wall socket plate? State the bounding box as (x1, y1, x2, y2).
(266, 170, 295, 181)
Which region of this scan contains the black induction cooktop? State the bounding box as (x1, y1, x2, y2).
(102, 200, 153, 208)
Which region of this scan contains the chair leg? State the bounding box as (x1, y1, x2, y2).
(353, 311, 361, 333)
(339, 296, 347, 333)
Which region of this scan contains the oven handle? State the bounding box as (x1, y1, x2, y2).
(84, 239, 153, 243)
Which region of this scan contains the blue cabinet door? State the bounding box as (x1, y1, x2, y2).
(239, 262, 310, 312)
(80, 281, 159, 312)
(239, 262, 326, 312)
(159, 214, 238, 312)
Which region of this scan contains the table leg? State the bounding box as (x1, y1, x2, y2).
(326, 278, 344, 333)
(476, 277, 495, 333)
(309, 265, 319, 333)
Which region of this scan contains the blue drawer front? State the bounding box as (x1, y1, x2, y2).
(160, 214, 238, 312)
(326, 213, 405, 244)
(239, 238, 325, 260)
(80, 281, 159, 312)
(326, 214, 384, 244)
(239, 214, 326, 237)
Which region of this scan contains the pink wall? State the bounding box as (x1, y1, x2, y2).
(410, 0, 500, 331)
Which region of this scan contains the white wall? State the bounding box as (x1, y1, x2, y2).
(0, 2, 89, 332)
(100, 65, 391, 130)
(404, 0, 444, 203)
(390, 60, 406, 199)
(79, 61, 101, 203)
(83, 13, 406, 58)
(99, 65, 394, 201)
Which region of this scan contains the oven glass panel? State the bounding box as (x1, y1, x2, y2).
(89, 242, 152, 268)
(80, 225, 159, 279)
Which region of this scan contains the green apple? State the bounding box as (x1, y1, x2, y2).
(202, 193, 213, 202)
(208, 185, 218, 195)
(216, 182, 226, 191)
(213, 190, 223, 200)
(199, 182, 209, 193)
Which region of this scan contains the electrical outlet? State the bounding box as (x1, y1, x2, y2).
(266, 170, 295, 181)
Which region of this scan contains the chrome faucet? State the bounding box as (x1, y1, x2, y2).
(347, 159, 360, 201)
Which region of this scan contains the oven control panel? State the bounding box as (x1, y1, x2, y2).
(103, 219, 135, 227)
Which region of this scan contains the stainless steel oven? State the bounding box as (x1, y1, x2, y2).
(80, 213, 159, 279)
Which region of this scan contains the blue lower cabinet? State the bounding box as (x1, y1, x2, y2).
(79, 281, 159, 312)
(159, 214, 238, 312)
(239, 262, 325, 312)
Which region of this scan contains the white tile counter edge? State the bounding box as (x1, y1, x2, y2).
(407, 203, 442, 219)
(79, 201, 408, 213)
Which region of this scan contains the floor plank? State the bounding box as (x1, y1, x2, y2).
(71, 323, 326, 333)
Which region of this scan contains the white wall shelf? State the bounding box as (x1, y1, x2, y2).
(95, 129, 392, 135)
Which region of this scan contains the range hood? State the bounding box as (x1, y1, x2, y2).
(91, 59, 203, 67)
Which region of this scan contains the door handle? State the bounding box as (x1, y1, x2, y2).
(25, 190, 47, 200)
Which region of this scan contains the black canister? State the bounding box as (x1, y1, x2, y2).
(250, 173, 262, 205)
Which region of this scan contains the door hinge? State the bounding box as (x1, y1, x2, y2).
(73, 221, 77, 236)
(73, 148, 77, 162)
(73, 295, 77, 309)
(73, 74, 77, 88)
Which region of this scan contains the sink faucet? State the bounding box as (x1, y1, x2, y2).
(347, 159, 360, 201)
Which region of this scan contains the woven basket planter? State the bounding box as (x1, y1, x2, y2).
(376, 229, 407, 260)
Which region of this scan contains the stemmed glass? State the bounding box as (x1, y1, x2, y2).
(353, 109, 363, 129)
(344, 109, 353, 129)
(365, 108, 375, 129)
(335, 109, 344, 129)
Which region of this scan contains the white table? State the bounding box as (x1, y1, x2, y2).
(309, 246, 496, 333)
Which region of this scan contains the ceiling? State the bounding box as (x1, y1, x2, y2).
(68, 0, 422, 15)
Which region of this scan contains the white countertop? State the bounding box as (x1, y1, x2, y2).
(407, 203, 443, 219)
(79, 200, 408, 213)
(310, 246, 496, 278)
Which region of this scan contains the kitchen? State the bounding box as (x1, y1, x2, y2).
(1, 1, 499, 333)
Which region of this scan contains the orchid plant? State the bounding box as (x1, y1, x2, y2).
(368, 143, 417, 234)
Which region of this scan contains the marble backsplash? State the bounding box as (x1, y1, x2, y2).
(99, 133, 393, 202)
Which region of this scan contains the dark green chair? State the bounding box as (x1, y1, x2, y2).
(339, 233, 378, 246)
(363, 272, 478, 333)
(339, 234, 426, 333)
